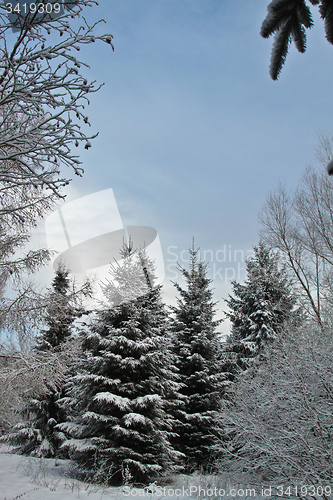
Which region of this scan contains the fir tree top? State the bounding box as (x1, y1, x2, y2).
(226, 242, 298, 350)
(37, 264, 88, 351)
(100, 241, 156, 309)
(51, 264, 70, 295)
(172, 241, 221, 338)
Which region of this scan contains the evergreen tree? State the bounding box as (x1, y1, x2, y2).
(215, 244, 300, 472)
(37, 266, 79, 351)
(3, 266, 87, 457)
(58, 244, 183, 485)
(225, 242, 297, 355)
(171, 242, 223, 471)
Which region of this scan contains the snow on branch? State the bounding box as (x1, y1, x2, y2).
(93, 392, 131, 411)
(0, 336, 82, 428)
(0, 1, 113, 340)
(0, 1, 113, 199)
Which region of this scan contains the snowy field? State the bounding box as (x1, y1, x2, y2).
(0, 447, 123, 500)
(0, 446, 267, 500)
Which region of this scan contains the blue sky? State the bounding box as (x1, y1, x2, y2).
(39, 1, 333, 331)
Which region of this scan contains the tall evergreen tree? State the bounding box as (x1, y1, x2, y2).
(171, 242, 223, 471)
(216, 244, 300, 471)
(58, 244, 183, 485)
(3, 266, 87, 457)
(225, 242, 298, 354)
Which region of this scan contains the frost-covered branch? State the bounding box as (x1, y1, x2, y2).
(0, 0, 112, 342)
(0, 1, 113, 201)
(217, 321, 333, 490)
(259, 155, 333, 326)
(0, 267, 92, 352)
(0, 336, 82, 429)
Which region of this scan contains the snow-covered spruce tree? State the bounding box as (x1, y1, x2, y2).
(37, 265, 88, 351)
(58, 243, 183, 485)
(225, 242, 298, 358)
(171, 242, 223, 471)
(2, 266, 89, 457)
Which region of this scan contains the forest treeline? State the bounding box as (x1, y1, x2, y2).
(2, 162, 333, 492)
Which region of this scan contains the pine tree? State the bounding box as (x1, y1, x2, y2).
(171, 242, 223, 471)
(58, 244, 183, 485)
(225, 242, 297, 355)
(3, 266, 86, 457)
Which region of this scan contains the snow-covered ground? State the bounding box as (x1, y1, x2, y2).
(0, 446, 265, 500)
(0, 446, 123, 500)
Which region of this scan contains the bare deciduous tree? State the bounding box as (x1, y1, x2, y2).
(0, 0, 113, 341)
(0, 0, 113, 204)
(260, 158, 333, 326)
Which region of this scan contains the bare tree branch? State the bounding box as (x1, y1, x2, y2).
(0, 0, 112, 342)
(217, 321, 333, 490)
(0, 336, 82, 429)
